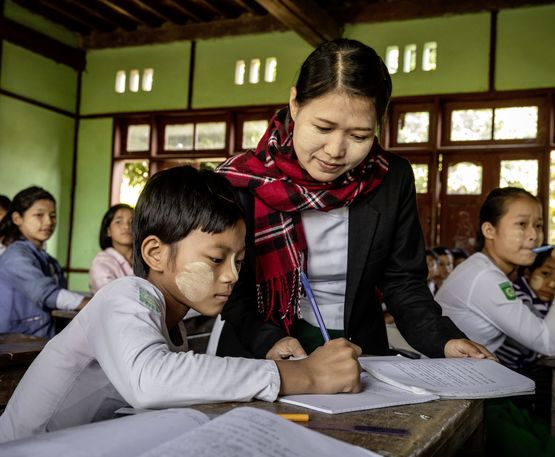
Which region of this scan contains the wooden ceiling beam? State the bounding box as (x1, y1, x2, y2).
(82, 14, 287, 49)
(0, 17, 85, 70)
(162, 0, 205, 22)
(253, 0, 342, 47)
(11, 0, 92, 34)
(334, 0, 555, 24)
(33, 0, 117, 33)
(135, 0, 199, 23)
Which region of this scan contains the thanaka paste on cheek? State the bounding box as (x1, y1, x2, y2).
(529, 274, 544, 293)
(175, 262, 214, 303)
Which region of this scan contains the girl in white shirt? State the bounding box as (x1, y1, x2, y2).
(436, 187, 555, 359)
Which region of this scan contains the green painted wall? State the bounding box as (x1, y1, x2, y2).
(3, 0, 78, 47)
(80, 43, 192, 115)
(496, 5, 555, 90)
(70, 118, 113, 283)
(193, 32, 313, 108)
(1, 42, 78, 113)
(346, 13, 491, 96)
(0, 95, 75, 263)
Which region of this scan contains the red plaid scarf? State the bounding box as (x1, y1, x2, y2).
(217, 107, 389, 332)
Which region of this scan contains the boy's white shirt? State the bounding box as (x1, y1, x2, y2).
(0, 276, 280, 443)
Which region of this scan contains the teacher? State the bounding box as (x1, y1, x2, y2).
(216, 38, 493, 361)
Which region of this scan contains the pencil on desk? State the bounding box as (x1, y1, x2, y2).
(278, 413, 310, 422)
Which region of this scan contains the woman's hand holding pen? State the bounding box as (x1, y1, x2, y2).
(266, 336, 307, 360)
(275, 338, 362, 395)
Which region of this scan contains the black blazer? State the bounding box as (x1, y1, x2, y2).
(217, 151, 466, 359)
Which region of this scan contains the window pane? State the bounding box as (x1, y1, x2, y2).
(195, 122, 226, 150)
(119, 160, 149, 206)
(397, 112, 430, 143)
(450, 109, 493, 141)
(499, 160, 538, 195)
(242, 120, 268, 149)
(165, 124, 194, 151)
(411, 164, 429, 193)
(447, 162, 483, 195)
(126, 124, 150, 152)
(494, 106, 538, 140)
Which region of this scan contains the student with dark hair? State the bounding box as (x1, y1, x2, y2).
(436, 187, 555, 359)
(0, 166, 361, 443)
(450, 247, 469, 268)
(0, 194, 11, 255)
(89, 203, 134, 293)
(425, 249, 439, 294)
(216, 38, 493, 359)
(431, 246, 453, 290)
(0, 186, 88, 337)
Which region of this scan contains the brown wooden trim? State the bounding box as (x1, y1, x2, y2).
(65, 70, 83, 271)
(82, 14, 286, 49)
(489, 10, 498, 93)
(0, 17, 85, 71)
(0, 88, 76, 118)
(63, 267, 89, 274)
(187, 40, 196, 111)
(254, 0, 341, 46)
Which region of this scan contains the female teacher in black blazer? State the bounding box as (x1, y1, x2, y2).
(216, 39, 494, 361)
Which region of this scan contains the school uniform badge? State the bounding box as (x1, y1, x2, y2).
(499, 282, 517, 300)
(139, 287, 161, 313)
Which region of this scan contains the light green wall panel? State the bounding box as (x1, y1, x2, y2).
(3, 0, 78, 47)
(346, 13, 490, 96)
(1, 42, 78, 113)
(80, 42, 191, 115)
(193, 32, 313, 108)
(0, 95, 75, 264)
(496, 5, 555, 90)
(67, 272, 89, 292)
(70, 118, 112, 272)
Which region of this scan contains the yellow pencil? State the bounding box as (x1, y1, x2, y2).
(277, 413, 310, 422)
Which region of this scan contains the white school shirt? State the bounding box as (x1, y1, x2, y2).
(299, 207, 348, 330)
(0, 276, 280, 443)
(436, 252, 555, 354)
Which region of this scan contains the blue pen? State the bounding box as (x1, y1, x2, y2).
(532, 245, 555, 254)
(299, 271, 330, 342)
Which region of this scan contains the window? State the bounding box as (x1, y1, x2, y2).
(249, 59, 260, 84)
(112, 160, 149, 206)
(165, 124, 194, 151)
(499, 159, 538, 195)
(448, 104, 540, 143)
(447, 162, 483, 195)
(115, 71, 126, 94)
(385, 46, 399, 74)
(397, 112, 430, 143)
(142, 69, 154, 92)
(126, 124, 151, 152)
(195, 122, 226, 150)
(242, 120, 268, 149)
(411, 164, 429, 193)
(403, 44, 417, 73)
(264, 58, 277, 83)
(235, 60, 246, 85)
(422, 42, 437, 71)
(129, 69, 140, 93)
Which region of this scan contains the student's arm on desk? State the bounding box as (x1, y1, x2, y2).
(276, 338, 362, 395)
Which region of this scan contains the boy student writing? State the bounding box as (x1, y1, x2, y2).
(0, 166, 361, 443)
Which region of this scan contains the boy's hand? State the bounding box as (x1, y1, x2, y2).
(444, 338, 498, 361)
(276, 338, 362, 395)
(266, 337, 306, 360)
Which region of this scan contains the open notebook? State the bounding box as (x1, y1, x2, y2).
(0, 407, 380, 457)
(280, 356, 534, 414)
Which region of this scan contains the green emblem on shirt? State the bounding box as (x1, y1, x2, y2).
(499, 282, 517, 300)
(139, 287, 161, 313)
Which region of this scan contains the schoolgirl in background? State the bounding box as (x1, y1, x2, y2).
(89, 203, 134, 294)
(0, 186, 88, 337)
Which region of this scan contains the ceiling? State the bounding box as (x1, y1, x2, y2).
(8, 0, 555, 49)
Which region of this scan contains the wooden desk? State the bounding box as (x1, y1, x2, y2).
(192, 398, 483, 457)
(0, 333, 47, 406)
